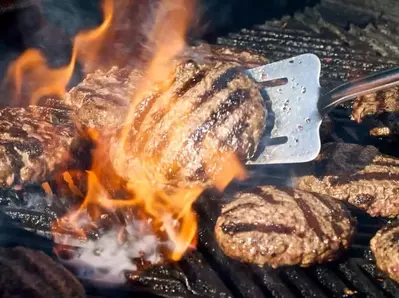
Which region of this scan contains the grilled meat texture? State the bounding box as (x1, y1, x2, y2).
(66, 45, 268, 132)
(370, 221, 399, 284)
(351, 87, 399, 137)
(214, 186, 356, 268)
(0, 106, 81, 188)
(295, 143, 399, 218)
(0, 246, 86, 298)
(110, 60, 266, 188)
(65, 66, 142, 130)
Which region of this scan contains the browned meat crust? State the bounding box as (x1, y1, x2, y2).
(0, 106, 82, 188)
(351, 87, 399, 137)
(370, 221, 399, 284)
(0, 246, 86, 298)
(0, 45, 267, 189)
(214, 186, 356, 268)
(109, 60, 266, 188)
(294, 143, 399, 218)
(67, 45, 268, 131)
(65, 66, 142, 130)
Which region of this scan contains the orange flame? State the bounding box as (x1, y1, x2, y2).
(10, 0, 248, 263)
(6, 0, 114, 106)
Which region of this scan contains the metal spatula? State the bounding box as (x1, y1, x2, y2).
(245, 53, 399, 165)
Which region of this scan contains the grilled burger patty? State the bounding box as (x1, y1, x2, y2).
(370, 221, 399, 284)
(351, 86, 399, 137)
(294, 143, 399, 218)
(214, 186, 356, 268)
(0, 106, 81, 188)
(110, 59, 266, 188)
(0, 246, 86, 298)
(66, 45, 268, 132)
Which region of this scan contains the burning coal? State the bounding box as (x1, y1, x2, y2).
(3, 0, 248, 280)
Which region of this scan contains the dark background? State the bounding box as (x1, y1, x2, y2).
(0, 0, 318, 68)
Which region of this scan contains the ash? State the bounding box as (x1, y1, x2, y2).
(58, 221, 165, 284)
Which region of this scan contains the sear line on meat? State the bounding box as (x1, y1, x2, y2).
(109, 59, 266, 188)
(370, 221, 399, 284)
(214, 185, 356, 268)
(66, 44, 269, 132)
(294, 143, 399, 218)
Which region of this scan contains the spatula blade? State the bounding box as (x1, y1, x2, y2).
(245, 54, 322, 165)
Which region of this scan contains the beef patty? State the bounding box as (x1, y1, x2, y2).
(370, 221, 399, 284)
(295, 143, 399, 218)
(351, 86, 398, 137)
(109, 59, 266, 188)
(0, 246, 86, 298)
(214, 186, 356, 268)
(66, 44, 268, 132)
(0, 106, 82, 188)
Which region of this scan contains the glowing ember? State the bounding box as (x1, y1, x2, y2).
(5, 0, 248, 276)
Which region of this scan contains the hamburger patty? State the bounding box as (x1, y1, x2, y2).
(214, 186, 356, 268)
(295, 143, 399, 218)
(351, 86, 399, 137)
(66, 44, 268, 132)
(0, 45, 267, 189)
(0, 246, 86, 298)
(370, 221, 399, 284)
(110, 59, 266, 188)
(0, 106, 81, 188)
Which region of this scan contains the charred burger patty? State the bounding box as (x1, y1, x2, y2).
(370, 221, 399, 284)
(214, 186, 356, 268)
(295, 143, 399, 218)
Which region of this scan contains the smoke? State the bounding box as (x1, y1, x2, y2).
(55, 220, 165, 284)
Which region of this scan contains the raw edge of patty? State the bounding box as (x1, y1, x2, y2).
(294, 143, 399, 218)
(370, 221, 399, 284)
(0, 106, 84, 188)
(214, 185, 356, 268)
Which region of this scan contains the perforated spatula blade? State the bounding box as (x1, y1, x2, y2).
(245, 53, 399, 165)
(245, 54, 322, 165)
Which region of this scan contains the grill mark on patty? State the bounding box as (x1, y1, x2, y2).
(219, 112, 252, 158)
(392, 232, 399, 243)
(150, 65, 242, 154)
(251, 187, 281, 204)
(311, 192, 345, 238)
(193, 66, 241, 110)
(221, 222, 294, 235)
(171, 89, 250, 180)
(175, 69, 207, 98)
(221, 202, 260, 216)
(329, 172, 399, 185)
(190, 89, 250, 146)
(278, 187, 295, 197)
(136, 69, 208, 153)
(295, 194, 325, 241)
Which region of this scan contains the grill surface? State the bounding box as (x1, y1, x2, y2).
(0, 0, 398, 297)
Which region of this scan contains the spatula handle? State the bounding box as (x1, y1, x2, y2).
(318, 66, 399, 116)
